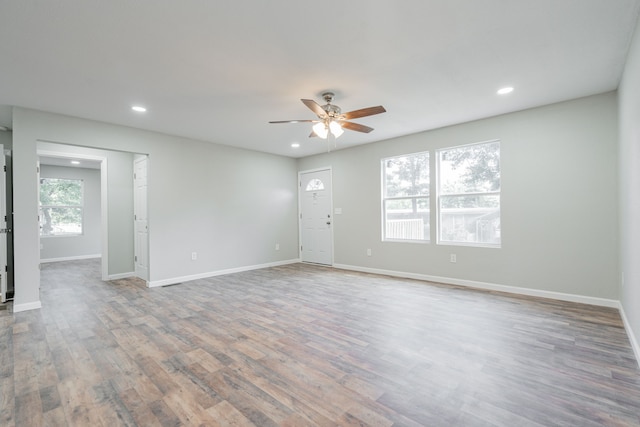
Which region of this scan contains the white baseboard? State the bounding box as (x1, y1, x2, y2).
(147, 258, 300, 288)
(333, 263, 620, 308)
(12, 300, 43, 313)
(40, 254, 101, 263)
(107, 272, 136, 280)
(619, 305, 640, 368)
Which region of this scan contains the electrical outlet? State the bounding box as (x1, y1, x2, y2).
(450, 254, 457, 263)
(275, 243, 280, 251)
(191, 252, 197, 261)
(367, 248, 372, 257)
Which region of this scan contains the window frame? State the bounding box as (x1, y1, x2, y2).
(436, 140, 501, 248)
(381, 151, 431, 243)
(39, 177, 85, 237)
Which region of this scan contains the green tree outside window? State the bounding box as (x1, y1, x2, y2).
(39, 178, 84, 236)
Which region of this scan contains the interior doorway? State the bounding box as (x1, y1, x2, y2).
(2, 145, 13, 302)
(37, 150, 106, 279)
(37, 142, 149, 283)
(0, 143, 7, 303)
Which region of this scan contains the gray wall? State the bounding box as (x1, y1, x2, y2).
(619, 16, 640, 357)
(13, 108, 299, 310)
(298, 92, 619, 301)
(39, 164, 101, 261)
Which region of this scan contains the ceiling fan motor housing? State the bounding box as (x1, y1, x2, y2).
(322, 104, 342, 118)
(319, 92, 341, 118)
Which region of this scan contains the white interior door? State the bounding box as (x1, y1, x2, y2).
(0, 145, 6, 303)
(134, 156, 149, 281)
(300, 169, 333, 265)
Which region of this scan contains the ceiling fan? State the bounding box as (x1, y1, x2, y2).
(269, 92, 386, 139)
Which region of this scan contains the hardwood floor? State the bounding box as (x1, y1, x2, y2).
(1, 259, 640, 426)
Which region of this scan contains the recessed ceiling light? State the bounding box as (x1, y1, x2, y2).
(70, 160, 80, 165)
(291, 143, 300, 148)
(131, 105, 147, 112)
(497, 87, 514, 95)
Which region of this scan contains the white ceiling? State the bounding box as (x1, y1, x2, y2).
(1, 1, 638, 158)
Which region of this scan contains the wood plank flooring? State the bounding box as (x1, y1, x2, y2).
(1, 259, 640, 426)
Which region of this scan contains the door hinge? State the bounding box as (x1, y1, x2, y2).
(3, 165, 5, 172)
(300, 245, 303, 251)
(134, 255, 137, 262)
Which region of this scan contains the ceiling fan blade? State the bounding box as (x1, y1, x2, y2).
(309, 130, 318, 138)
(342, 105, 386, 120)
(301, 99, 327, 118)
(269, 119, 317, 124)
(340, 121, 374, 133)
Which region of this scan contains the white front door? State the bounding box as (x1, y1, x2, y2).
(134, 156, 149, 281)
(0, 145, 6, 302)
(300, 169, 333, 265)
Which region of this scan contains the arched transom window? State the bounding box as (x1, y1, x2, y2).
(305, 178, 325, 191)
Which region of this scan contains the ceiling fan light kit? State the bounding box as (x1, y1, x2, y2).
(270, 92, 386, 148)
(329, 120, 344, 137)
(312, 122, 329, 138)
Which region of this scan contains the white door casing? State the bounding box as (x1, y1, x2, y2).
(134, 156, 149, 281)
(299, 168, 333, 265)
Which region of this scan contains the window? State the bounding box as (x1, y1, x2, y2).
(382, 151, 430, 241)
(306, 178, 325, 191)
(437, 140, 500, 246)
(39, 178, 84, 236)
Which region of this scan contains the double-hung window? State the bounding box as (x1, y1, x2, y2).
(39, 178, 84, 236)
(437, 140, 500, 246)
(382, 151, 430, 242)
